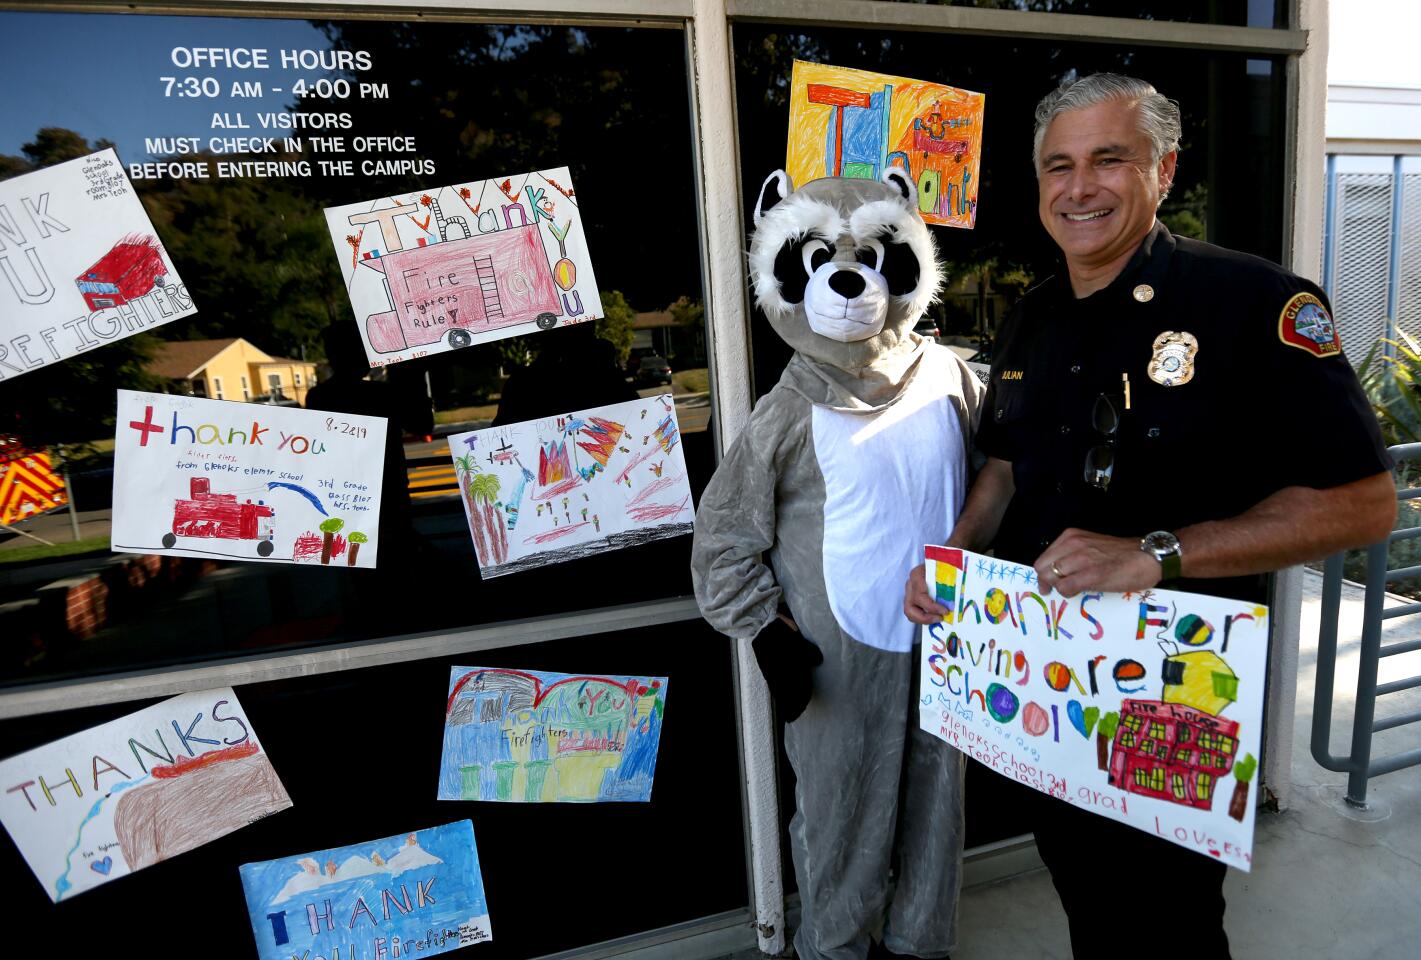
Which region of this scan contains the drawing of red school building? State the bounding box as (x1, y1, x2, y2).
(1108, 699, 1239, 811)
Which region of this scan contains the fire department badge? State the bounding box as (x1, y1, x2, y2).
(1278, 291, 1340, 357)
(1147, 330, 1198, 387)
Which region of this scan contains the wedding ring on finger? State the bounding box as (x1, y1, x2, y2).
(1050, 561, 1064, 579)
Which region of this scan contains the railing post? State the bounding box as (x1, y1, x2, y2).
(1310, 553, 1346, 771)
(1345, 539, 1391, 806)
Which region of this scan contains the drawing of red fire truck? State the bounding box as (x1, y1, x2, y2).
(360, 221, 564, 354)
(161, 477, 276, 557)
(75, 234, 168, 311)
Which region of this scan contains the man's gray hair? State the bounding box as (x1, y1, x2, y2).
(1032, 73, 1182, 173)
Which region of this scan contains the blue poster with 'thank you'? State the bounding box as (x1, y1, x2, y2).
(239, 820, 491, 959)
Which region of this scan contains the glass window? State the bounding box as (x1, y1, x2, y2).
(0, 10, 710, 686)
(0, 620, 749, 954)
(1197, 771, 1214, 799)
(1172, 771, 1186, 799)
(212, 375, 224, 399)
(734, 24, 1287, 399)
(1149, 720, 1165, 739)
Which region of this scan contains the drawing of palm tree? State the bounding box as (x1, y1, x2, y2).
(1228, 752, 1257, 822)
(318, 517, 345, 565)
(453, 454, 489, 563)
(1096, 711, 1120, 772)
(347, 531, 368, 566)
(469, 472, 505, 564)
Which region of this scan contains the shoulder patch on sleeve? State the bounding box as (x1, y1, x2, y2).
(1278, 291, 1341, 357)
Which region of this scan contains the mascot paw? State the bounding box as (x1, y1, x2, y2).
(751, 618, 824, 723)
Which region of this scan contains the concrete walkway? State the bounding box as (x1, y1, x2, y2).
(950, 568, 1421, 960)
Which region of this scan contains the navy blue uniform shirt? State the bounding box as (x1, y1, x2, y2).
(976, 222, 1391, 603)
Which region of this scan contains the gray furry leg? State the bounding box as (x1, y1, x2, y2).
(881, 689, 965, 957)
(784, 701, 903, 960)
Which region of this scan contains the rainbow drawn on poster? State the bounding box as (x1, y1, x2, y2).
(438, 667, 667, 803)
(918, 548, 1269, 870)
(787, 60, 985, 229)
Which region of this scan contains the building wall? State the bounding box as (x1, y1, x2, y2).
(195, 341, 273, 402)
(251, 360, 317, 405)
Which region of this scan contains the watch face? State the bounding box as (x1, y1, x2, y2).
(1143, 531, 1179, 555)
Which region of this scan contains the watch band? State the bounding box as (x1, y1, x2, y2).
(1159, 550, 1181, 581)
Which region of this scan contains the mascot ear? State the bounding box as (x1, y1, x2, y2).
(753, 169, 794, 226)
(883, 166, 916, 205)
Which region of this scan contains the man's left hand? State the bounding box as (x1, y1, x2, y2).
(1035, 528, 1162, 597)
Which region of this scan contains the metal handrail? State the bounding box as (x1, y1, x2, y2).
(1312, 443, 1421, 806)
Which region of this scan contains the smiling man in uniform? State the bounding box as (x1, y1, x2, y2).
(904, 73, 1395, 957)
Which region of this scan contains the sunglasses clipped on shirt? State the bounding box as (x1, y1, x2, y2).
(1084, 391, 1119, 491)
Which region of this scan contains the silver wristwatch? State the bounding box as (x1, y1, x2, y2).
(1140, 530, 1182, 581)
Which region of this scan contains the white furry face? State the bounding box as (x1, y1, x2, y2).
(749, 184, 941, 329)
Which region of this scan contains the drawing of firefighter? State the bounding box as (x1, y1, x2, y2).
(1104, 614, 1256, 818)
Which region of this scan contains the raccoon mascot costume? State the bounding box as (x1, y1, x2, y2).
(692, 168, 984, 960)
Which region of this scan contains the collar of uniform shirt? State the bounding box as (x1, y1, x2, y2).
(1045, 219, 1176, 308)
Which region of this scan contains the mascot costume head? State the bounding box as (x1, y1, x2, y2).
(748, 167, 943, 390)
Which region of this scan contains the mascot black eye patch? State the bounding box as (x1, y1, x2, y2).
(873, 230, 921, 297)
(772, 233, 830, 305)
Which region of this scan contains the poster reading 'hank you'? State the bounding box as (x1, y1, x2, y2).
(447, 394, 692, 578)
(440, 667, 667, 803)
(786, 61, 985, 229)
(0, 148, 196, 381)
(919, 547, 1269, 870)
(240, 821, 491, 960)
(325, 166, 602, 369)
(111, 390, 388, 567)
(0, 687, 290, 901)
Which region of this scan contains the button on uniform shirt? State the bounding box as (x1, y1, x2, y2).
(976, 222, 1391, 603)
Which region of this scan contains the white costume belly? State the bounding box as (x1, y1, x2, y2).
(811, 352, 966, 653)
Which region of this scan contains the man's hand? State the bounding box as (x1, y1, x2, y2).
(904, 562, 948, 624)
(751, 617, 824, 723)
(1035, 528, 1161, 597)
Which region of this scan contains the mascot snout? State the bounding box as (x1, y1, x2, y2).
(806, 262, 889, 342)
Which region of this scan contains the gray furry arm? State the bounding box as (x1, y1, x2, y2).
(690, 419, 783, 640)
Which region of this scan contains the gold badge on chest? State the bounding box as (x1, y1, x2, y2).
(1148, 331, 1198, 387)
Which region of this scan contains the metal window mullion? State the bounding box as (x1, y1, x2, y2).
(0, 596, 704, 719)
(1388, 155, 1405, 340)
(727, 0, 1306, 54)
(686, 0, 785, 953)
